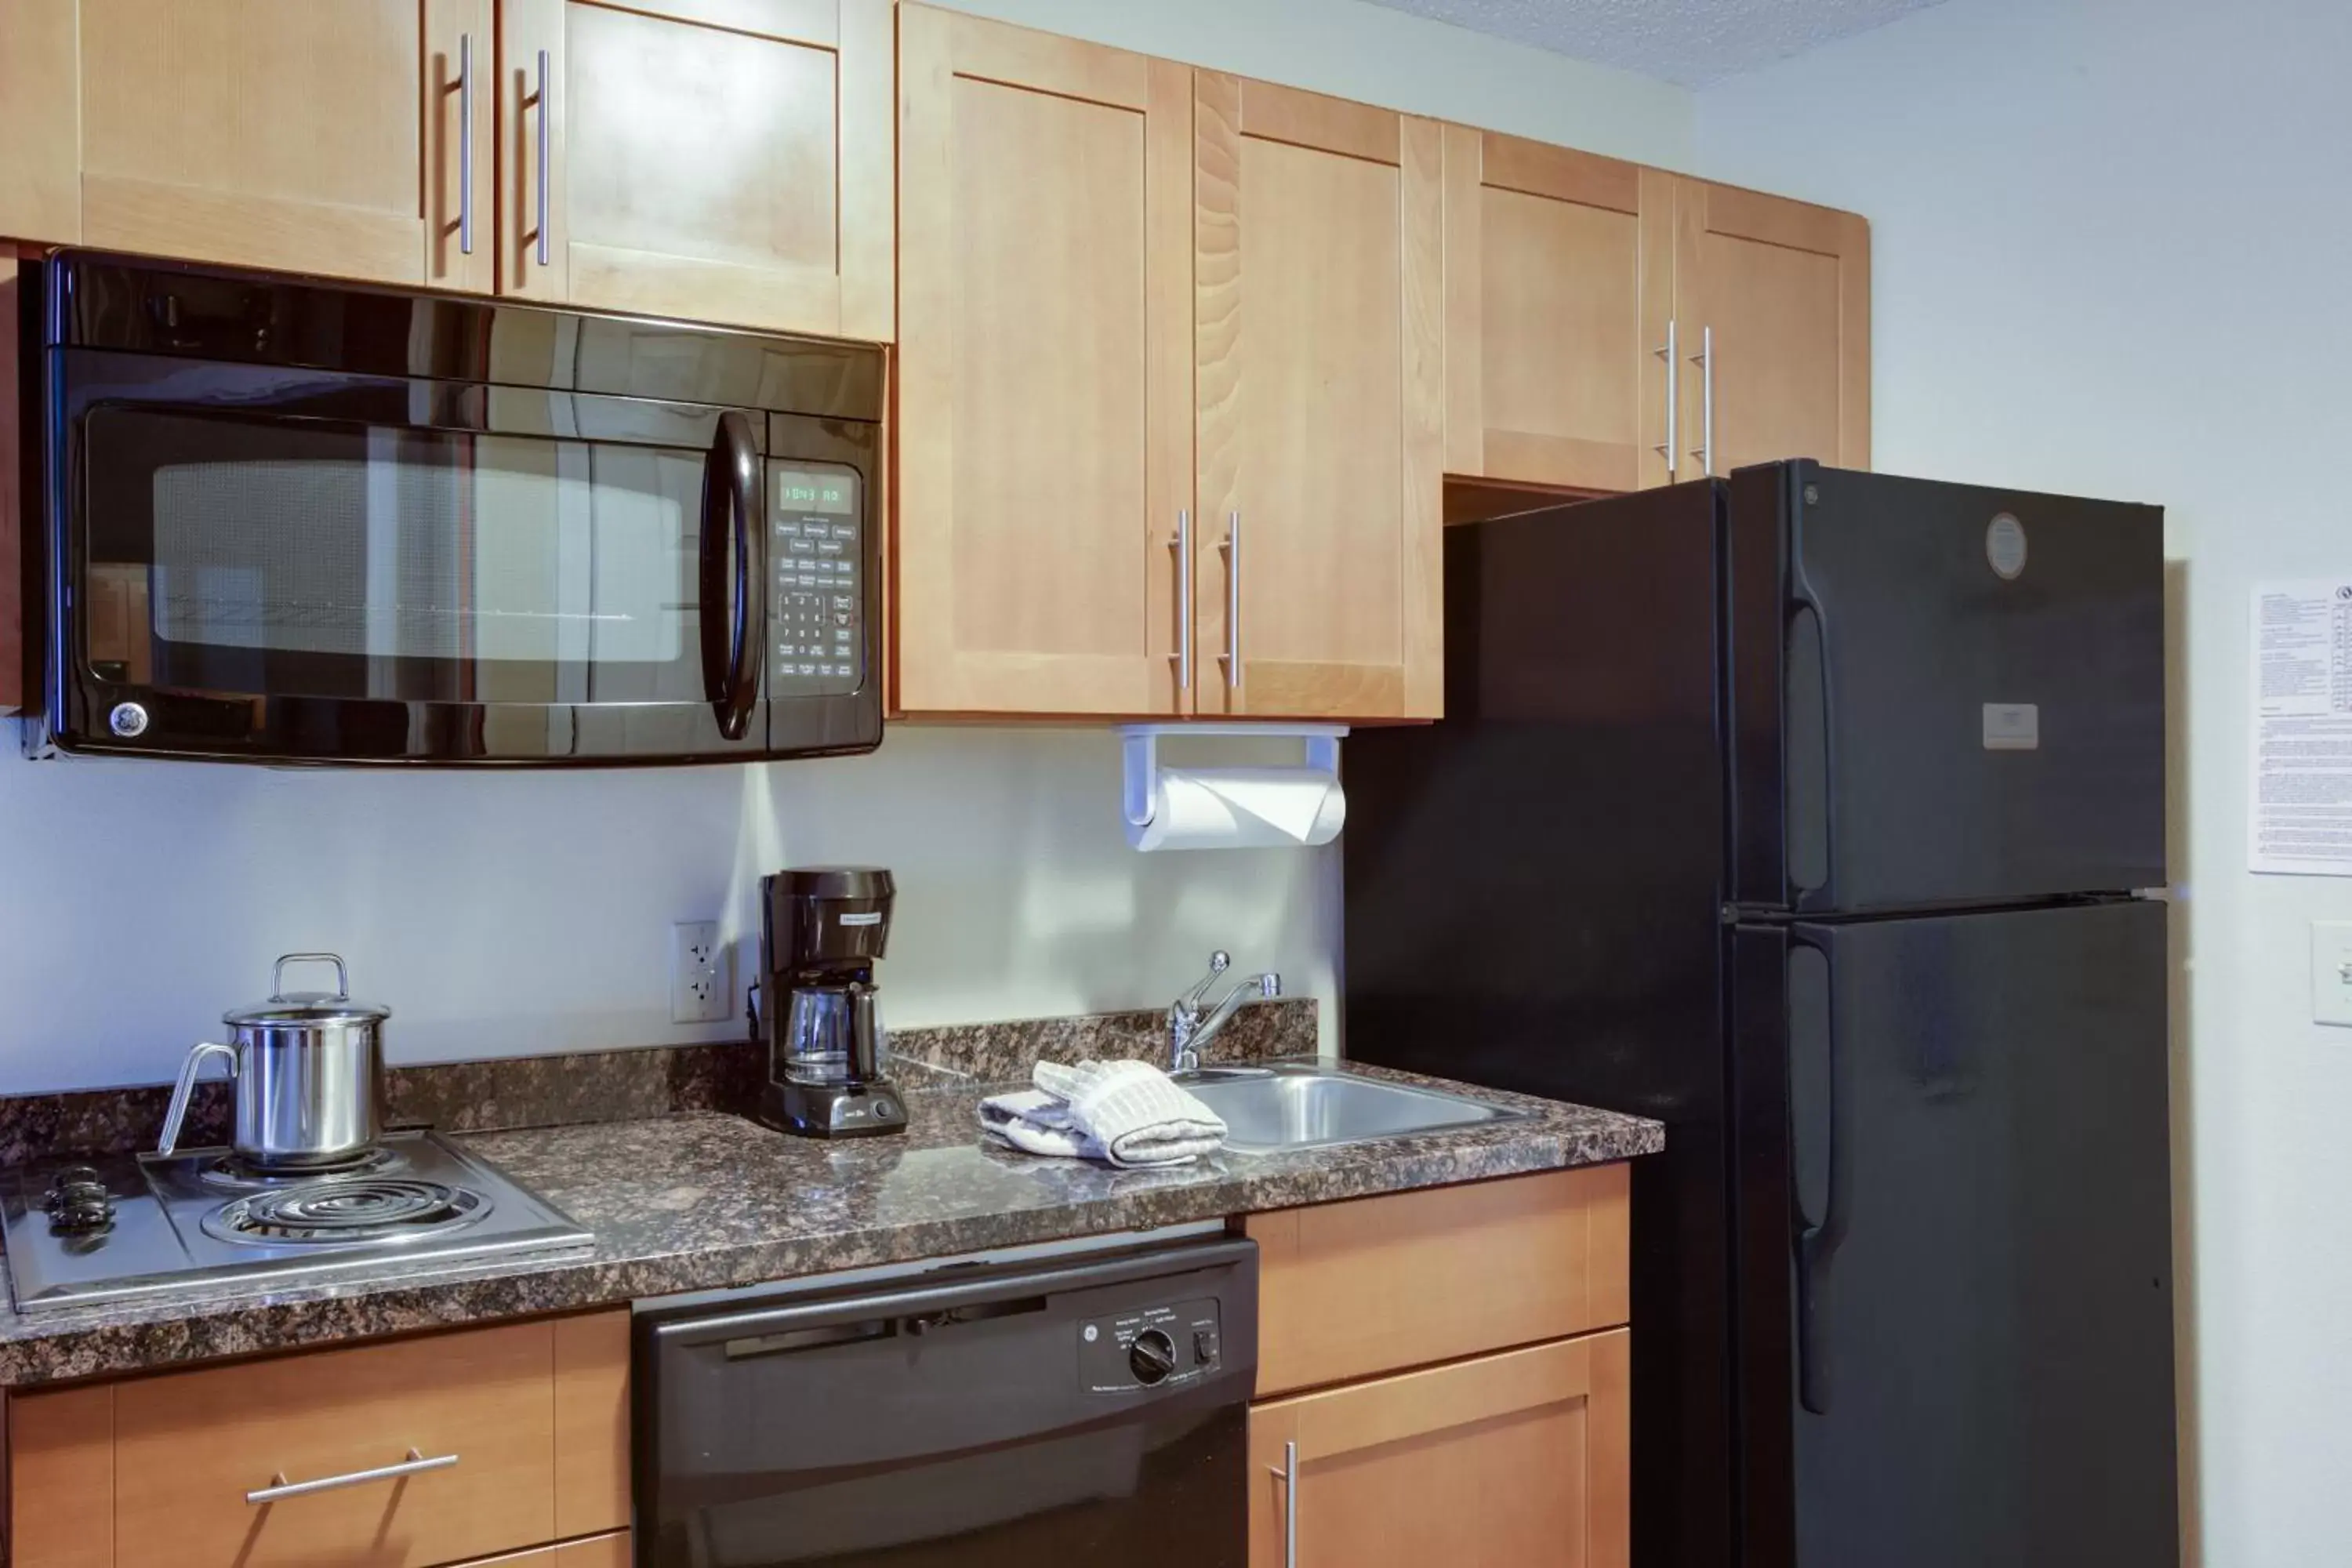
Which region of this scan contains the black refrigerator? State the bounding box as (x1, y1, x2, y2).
(1343, 461, 2177, 1568)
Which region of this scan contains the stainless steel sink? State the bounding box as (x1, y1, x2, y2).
(1181, 1063, 1529, 1154)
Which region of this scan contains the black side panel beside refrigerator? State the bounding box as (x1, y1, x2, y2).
(1730, 901, 2178, 1568)
(1344, 483, 1733, 1568)
(1728, 462, 2167, 913)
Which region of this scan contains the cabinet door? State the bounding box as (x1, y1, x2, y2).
(1442, 128, 1674, 493)
(1196, 75, 1443, 720)
(895, 5, 1192, 716)
(500, 0, 893, 340)
(1674, 180, 1871, 475)
(0, 0, 81, 242)
(1250, 1330, 1631, 1568)
(78, 0, 492, 289)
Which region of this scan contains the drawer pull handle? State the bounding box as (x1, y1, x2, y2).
(246, 1448, 458, 1504)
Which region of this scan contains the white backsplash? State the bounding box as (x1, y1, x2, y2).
(0, 727, 1338, 1094)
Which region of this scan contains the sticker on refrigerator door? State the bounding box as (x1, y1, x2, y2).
(1985, 514, 2028, 579)
(1982, 703, 2040, 750)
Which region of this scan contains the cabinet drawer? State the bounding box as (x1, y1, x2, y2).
(1248, 1330, 1629, 1568)
(1243, 1164, 1629, 1396)
(8, 1309, 630, 1568)
(448, 1530, 632, 1566)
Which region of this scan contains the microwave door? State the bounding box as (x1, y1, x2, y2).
(52, 352, 775, 763)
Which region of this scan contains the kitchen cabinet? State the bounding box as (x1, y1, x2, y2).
(1194, 74, 1444, 721)
(6, 1308, 629, 1568)
(895, 5, 1193, 716)
(69, 0, 492, 290)
(1670, 178, 1871, 476)
(0, 1, 81, 244)
(1244, 1167, 1632, 1568)
(1441, 127, 1674, 494)
(1444, 142, 1869, 494)
(499, 0, 894, 340)
(1248, 1331, 1630, 1568)
(448, 1533, 632, 1566)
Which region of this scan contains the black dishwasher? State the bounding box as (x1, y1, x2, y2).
(634, 1237, 1258, 1566)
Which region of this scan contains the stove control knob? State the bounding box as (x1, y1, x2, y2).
(1129, 1328, 1177, 1385)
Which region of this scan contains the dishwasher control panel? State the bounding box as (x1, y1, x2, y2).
(1080, 1294, 1222, 1393)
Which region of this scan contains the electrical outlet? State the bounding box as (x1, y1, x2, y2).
(670, 920, 730, 1024)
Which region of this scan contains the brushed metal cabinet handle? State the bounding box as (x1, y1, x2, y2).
(535, 48, 552, 267)
(1218, 511, 1241, 690)
(1690, 325, 1715, 477)
(1169, 510, 1193, 692)
(1652, 318, 1678, 477)
(246, 1449, 458, 1505)
(1283, 1439, 1300, 1567)
(458, 33, 474, 255)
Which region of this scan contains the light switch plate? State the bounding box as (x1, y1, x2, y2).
(2313, 921, 2352, 1027)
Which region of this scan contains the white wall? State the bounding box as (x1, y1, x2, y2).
(0, 0, 1696, 1097)
(1697, 2, 2352, 1560)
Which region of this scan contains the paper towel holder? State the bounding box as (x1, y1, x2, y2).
(1120, 724, 1347, 830)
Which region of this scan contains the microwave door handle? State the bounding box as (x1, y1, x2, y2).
(701, 412, 762, 740)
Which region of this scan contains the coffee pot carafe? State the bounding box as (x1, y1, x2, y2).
(753, 867, 904, 1138)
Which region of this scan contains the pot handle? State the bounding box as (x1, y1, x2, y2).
(273, 952, 350, 1001)
(158, 1042, 239, 1157)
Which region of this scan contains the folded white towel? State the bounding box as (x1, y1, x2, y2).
(980, 1058, 1228, 1167)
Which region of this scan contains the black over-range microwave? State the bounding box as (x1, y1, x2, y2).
(18, 251, 885, 764)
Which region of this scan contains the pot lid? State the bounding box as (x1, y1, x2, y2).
(223, 953, 391, 1028)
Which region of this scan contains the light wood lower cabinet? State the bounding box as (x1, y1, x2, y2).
(6, 1309, 630, 1568)
(448, 1531, 631, 1567)
(499, 0, 893, 339)
(1248, 1330, 1630, 1568)
(1244, 1167, 1634, 1568)
(1246, 1162, 1630, 1397)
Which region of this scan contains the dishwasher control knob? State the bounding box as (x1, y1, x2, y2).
(1129, 1329, 1178, 1385)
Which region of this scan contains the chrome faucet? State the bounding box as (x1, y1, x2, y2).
(1168, 951, 1282, 1074)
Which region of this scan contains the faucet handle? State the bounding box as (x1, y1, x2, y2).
(1178, 950, 1232, 1013)
(1256, 972, 1282, 1000)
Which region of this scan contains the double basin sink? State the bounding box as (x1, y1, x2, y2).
(1177, 1061, 1529, 1155)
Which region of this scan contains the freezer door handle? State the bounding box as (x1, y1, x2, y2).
(1788, 937, 1847, 1415)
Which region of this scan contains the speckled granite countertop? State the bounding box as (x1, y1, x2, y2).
(0, 1063, 1661, 1388)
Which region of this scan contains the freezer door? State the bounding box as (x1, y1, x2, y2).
(1733, 901, 2178, 1568)
(1731, 463, 2166, 911)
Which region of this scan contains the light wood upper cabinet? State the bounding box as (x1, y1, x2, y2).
(66, 0, 492, 289)
(0, 0, 83, 243)
(1195, 75, 1443, 720)
(894, 5, 1192, 716)
(1671, 179, 1871, 475)
(1443, 127, 1674, 493)
(499, 0, 893, 340)
(1249, 1330, 1631, 1568)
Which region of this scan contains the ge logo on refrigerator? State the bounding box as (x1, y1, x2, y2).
(1986, 514, 2029, 580)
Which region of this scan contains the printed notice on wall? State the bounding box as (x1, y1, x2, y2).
(2250, 580, 2352, 875)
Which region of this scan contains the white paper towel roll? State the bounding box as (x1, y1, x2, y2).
(1125, 766, 1347, 852)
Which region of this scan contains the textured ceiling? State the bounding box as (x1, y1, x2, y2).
(1357, 0, 1951, 86)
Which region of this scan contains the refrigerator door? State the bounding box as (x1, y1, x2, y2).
(1730, 900, 2177, 1568)
(1727, 463, 2166, 913)
(1345, 481, 1737, 1568)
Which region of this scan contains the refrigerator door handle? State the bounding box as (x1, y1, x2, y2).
(1788, 936, 1848, 1416)
(1785, 597, 1831, 898)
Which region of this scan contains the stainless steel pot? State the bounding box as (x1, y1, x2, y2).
(157, 953, 393, 1167)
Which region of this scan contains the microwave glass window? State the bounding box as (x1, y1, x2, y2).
(82, 409, 710, 705)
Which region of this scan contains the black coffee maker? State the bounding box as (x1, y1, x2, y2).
(753, 867, 905, 1138)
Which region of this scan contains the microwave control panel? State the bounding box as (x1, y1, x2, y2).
(769, 465, 864, 698)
